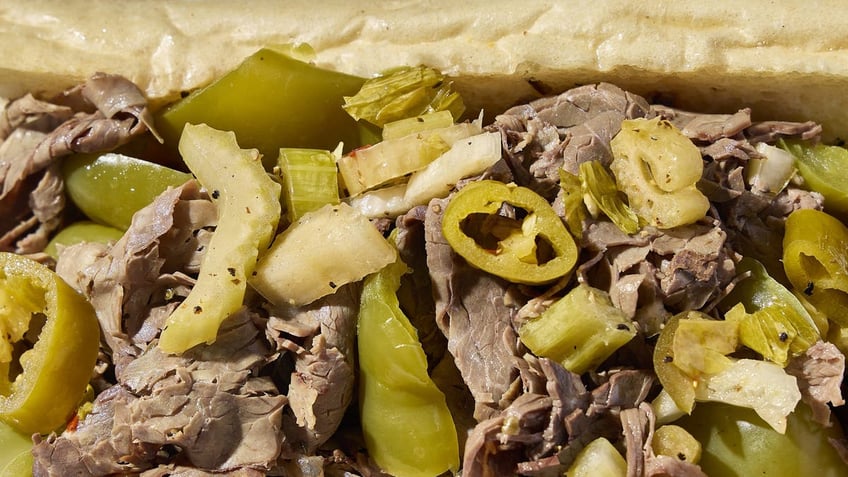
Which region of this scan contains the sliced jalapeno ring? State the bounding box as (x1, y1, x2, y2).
(0, 252, 100, 435)
(441, 180, 578, 285)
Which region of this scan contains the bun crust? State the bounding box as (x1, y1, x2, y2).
(3, 0, 847, 140)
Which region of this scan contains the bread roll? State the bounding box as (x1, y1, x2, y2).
(2, 1, 847, 140)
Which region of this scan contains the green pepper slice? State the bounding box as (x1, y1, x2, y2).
(441, 180, 578, 285)
(783, 208, 848, 326)
(62, 152, 192, 230)
(0, 253, 100, 434)
(358, 257, 459, 477)
(156, 46, 367, 167)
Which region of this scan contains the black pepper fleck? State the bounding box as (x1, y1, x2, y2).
(663, 355, 673, 363)
(211, 190, 220, 199)
(779, 332, 789, 342)
(804, 281, 815, 295)
(677, 453, 686, 461)
(193, 305, 203, 314)
(227, 267, 236, 276)
(616, 324, 630, 331)
(329, 281, 337, 289)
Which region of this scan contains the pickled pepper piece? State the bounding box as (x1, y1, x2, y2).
(783, 208, 848, 327)
(358, 257, 459, 477)
(0, 252, 100, 434)
(156, 47, 366, 166)
(441, 180, 578, 285)
(158, 124, 281, 354)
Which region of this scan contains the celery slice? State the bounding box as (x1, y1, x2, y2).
(578, 160, 640, 234)
(381, 110, 455, 140)
(343, 66, 465, 127)
(277, 148, 340, 221)
(159, 124, 281, 354)
(558, 169, 588, 239)
(519, 284, 636, 374)
(250, 203, 397, 306)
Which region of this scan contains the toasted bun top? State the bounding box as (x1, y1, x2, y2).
(3, 0, 848, 140)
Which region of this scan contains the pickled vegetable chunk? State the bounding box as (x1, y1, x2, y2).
(783, 208, 848, 326)
(358, 258, 459, 477)
(250, 203, 397, 306)
(520, 284, 636, 374)
(62, 152, 191, 230)
(0, 252, 100, 434)
(158, 124, 281, 354)
(610, 117, 709, 228)
(156, 47, 366, 165)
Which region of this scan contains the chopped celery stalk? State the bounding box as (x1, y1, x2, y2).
(747, 143, 797, 194)
(652, 425, 702, 465)
(358, 257, 459, 477)
(651, 389, 686, 425)
(250, 203, 397, 306)
(403, 131, 502, 208)
(338, 122, 481, 196)
(578, 160, 640, 234)
(721, 257, 820, 366)
(381, 110, 455, 140)
(671, 315, 739, 377)
(519, 284, 636, 374)
(343, 66, 465, 127)
(158, 124, 281, 354)
(610, 117, 709, 228)
(558, 169, 588, 239)
(277, 148, 340, 221)
(156, 47, 366, 167)
(565, 437, 627, 477)
(694, 358, 800, 433)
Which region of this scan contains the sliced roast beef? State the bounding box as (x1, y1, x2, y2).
(578, 217, 737, 335)
(425, 196, 522, 420)
(489, 83, 651, 199)
(266, 283, 360, 455)
(56, 180, 211, 376)
(0, 73, 154, 253)
(33, 310, 284, 475)
(787, 341, 846, 427)
(620, 403, 708, 477)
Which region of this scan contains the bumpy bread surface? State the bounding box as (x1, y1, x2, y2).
(2, 0, 847, 141)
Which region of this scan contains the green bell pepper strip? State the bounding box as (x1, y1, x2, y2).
(441, 180, 578, 285)
(358, 256, 459, 477)
(0, 252, 100, 435)
(783, 208, 848, 327)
